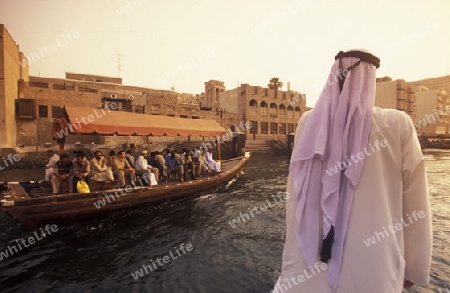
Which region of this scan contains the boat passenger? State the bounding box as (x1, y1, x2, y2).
(113, 150, 136, 188)
(191, 148, 201, 177)
(205, 148, 221, 174)
(90, 150, 113, 183)
(165, 150, 184, 182)
(45, 149, 59, 181)
(182, 149, 196, 180)
(197, 147, 211, 175)
(125, 149, 135, 168)
(154, 151, 168, 181)
(106, 150, 116, 167)
(148, 152, 164, 181)
(72, 151, 91, 193)
(134, 150, 158, 186)
(51, 153, 73, 194)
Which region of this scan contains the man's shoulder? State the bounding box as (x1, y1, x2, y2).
(372, 107, 410, 126)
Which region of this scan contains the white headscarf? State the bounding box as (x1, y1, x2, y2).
(289, 49, 379, 290)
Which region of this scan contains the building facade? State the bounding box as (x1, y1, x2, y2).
(414, 88, 449, 136)
(375, 77, 417, 120)
(0, 25, 29, 149)
(203, 80, 307, 140)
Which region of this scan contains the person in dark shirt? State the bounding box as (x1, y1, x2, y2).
(72, 151, 91, 193)
(51, 153, 73, 194)
(147, 152, 163, 181)
(165, 150, 184, 182)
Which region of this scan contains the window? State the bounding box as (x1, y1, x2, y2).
(51, 106, 64, 118)
(122, 102, 132, 112)
(279, 123, 286, 134)
(261, 122, 269, 134)
(38, 105, 48, 118)
(29, 82, 48, 88)
(270, 122, 278, 135)
(287, 123, 295, 133)
(250, 121, 258, 134)
(135, 105, 145, 114)
(17, 99, 36, 119)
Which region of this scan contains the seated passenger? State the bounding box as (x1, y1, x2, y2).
(134, 150, 158, 186)
(154, 151, 168, 181)
(198, 147, 211, 175)
(45, 149, 59, 181)
(113, 150, 136, 188)
(165, 150, 184, 182)
(148, 152, 164, 181)
(205, 148, 221, 174)
(125, 149, 135, 168)
(51, 153, 73, 194)
(72, 151, 91, 193)
(90, 150, 113, 182)
(191, 148, 201, 177)
(182, 149, 196, 180)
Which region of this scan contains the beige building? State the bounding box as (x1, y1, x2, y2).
(204, 80, 307, 140)
(414, 88, 449, 136)
(375, 77, 417, 120)
(0, 25, 29, 149)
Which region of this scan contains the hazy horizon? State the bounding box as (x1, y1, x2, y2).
(1, 0, 449, 107)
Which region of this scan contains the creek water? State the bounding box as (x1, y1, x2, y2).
(0, 150, 448, 292)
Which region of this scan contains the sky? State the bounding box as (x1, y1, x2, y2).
(0, 0, 449, 107)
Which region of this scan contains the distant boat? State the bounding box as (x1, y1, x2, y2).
(419, 135, 450, 149)
(0, 156, 249, 226)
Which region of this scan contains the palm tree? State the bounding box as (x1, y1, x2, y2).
(268, 77, 283, 98)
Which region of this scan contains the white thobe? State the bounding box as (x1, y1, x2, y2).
(274, 107, 432, 293)
(135, 155, 158, 186)
(45, 154, 60, 181)
(205, 151, 221, 172)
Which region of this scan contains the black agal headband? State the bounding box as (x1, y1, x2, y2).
(334, 50, 380, 93)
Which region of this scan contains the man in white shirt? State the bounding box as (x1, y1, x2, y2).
(205, 148, 221, 174)
(134, 150, 158, 186)
(45, 149, 59, 181)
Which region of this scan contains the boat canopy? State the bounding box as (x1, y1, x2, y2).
(64, 105, 225, 136)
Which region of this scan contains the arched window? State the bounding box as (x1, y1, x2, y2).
(287, 105, 294, 118)
(294, 107, 301, 118)
(249, 99, 258, 115)
(260, 101, 268, 116)
(279, 104, 286, 117)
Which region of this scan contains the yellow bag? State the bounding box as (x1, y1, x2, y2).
(77, 178, 90, 193)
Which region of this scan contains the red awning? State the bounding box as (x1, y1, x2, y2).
(64, 105, 225, 136)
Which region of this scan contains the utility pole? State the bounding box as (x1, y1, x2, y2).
(116, 52, 123, 77)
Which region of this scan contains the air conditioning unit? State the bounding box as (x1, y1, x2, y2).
(128, 95, 134, 101)
(111, 94, 117, 99)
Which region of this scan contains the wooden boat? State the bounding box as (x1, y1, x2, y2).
(0, 155, 249, 226)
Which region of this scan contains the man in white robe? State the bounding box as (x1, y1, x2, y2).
(45, 149, 59, 181)
(205, 149, 221, 173)
(273, 50, 432, 293)
(134, 150, 158, 186)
